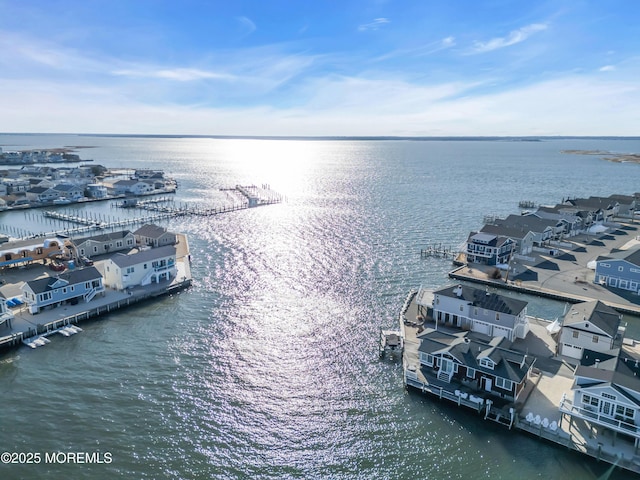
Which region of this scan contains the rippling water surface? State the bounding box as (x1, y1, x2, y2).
(1, 135, 640, 479)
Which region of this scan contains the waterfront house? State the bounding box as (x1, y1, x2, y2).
(417, 328, 536, 402)
(52, 183, 85, 200)
(103, 245, 177, 290)
(529, 207, 584, 238)
(0, 293, 14, 328)
(492, 214, 563, 245)
(560, 344, 640, 449)
(134, 224, 177, 248)
(21, 266, 105, 314)
(109, 179, 154, 196)
(431, 284, 529, 341)
(26, 186, 59, 203)
(562, 197, 619, 224)
(608, 194, 638, 219)
(594, 247, 640, 294)
(558, 300, 624, 360)
(0, 237, 74, 268)
(465, 232, 515, 266)
(85, 183, 108, 199)
(72, 230, 135, 258)
(479, 224, 535, 256)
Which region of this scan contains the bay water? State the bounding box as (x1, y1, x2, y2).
(1, 134, 639, 479)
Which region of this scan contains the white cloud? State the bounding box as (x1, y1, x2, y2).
(358, 18, 390, 32)
(236, 16, 257, 35)
(112, 67, 236, 82)
(599, 65, 615, 72)
(441, 36, 456, 47)
(471, 23, 548, 53)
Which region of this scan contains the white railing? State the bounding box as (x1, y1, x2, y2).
(559, 396, 639, 437)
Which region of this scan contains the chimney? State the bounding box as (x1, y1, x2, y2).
(595, 359, 600, 368)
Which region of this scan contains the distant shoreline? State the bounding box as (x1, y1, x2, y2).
(562, 149, 640, 164)
(3, 133, 640, 141)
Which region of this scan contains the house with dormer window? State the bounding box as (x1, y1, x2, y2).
(21, 266, 105, 314)
(417, 328, 536, 402)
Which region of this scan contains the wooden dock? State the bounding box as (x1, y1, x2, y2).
(7, 185, 283, 240)
(420, 244, 456, 259)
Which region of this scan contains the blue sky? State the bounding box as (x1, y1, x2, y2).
(0, 0, 639, 136)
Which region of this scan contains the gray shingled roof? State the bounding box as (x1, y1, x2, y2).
(597, 246, 640, 267)
(563, 300, 621, 338)
(435, 284, 528, 316)
(25, 266, 102, 294)
(73, 230, 133, 244)
(109, 245, 176, 268)
(417, 328, 534, 383)
(134, 224, 171, 238)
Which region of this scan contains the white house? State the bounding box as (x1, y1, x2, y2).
(558, 300, 624, 360)
(559, 343, 640, 448)
(103, 245, 177, 290)
(430, 284, 529, 342)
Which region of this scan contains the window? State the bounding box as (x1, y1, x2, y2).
(474, 307, 478, 316)
(616, 405, 634, 419)
(573, 331, 579, 338)
(619, 266, 624, 272)
(593, 336, 599, 343)
(466, 368, 475, 378)
(426, 354, 434, 366)
(144, 263, 148, 269)
(601, 263, 610, 268)
(479, 358, 494, 370)
(602, 392, 616, 400)
(582, 394, 599, 407)
(495, 313, 500, 321)
(495, 377, 512, 390)
(459, 305, 463, 311)
(126, 267, 135, 274)
(93, 246, 98, 253)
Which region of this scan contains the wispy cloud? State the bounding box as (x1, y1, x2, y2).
(358, 18, 390, 32)
(471, 23, 548, 53)
(441, 36, 456, 48)
(236, 16, 257, 36)
(373, 36, 456, 62)
(599, 65, 615, 72)
(112, 67, 236, 82)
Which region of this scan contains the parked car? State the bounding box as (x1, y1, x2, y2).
(49, 262, 65, 272)
(80, 256, 94, 266)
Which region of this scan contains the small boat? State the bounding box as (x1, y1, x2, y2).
(379, 329, 404, 359)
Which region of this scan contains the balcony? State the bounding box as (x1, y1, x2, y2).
(559, 395, 638, 438)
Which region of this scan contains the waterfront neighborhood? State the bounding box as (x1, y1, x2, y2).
(395, 192, 640, 475)
(0, 147, 177, 211)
